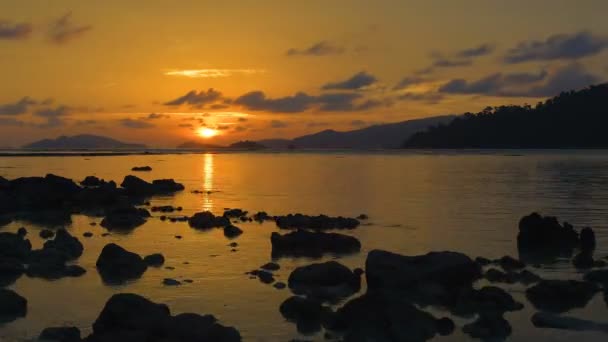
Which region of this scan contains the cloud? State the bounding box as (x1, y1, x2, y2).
(146, 113, 169, 120)
(165, 69, 265, 78)
(0, 118, 26, 126)
(120, 118, 155, 129)
(233, 125, 248, 132)
(33, 105, 71, 127)
(270, 120, 288, 128)
(393, 76, 427, 90)
(438, 64, 600, 97)
(286, 41, 344, 56)
(322, 71, 377, 90)
(49, 11, 92, 44)
(504, 31, 608, 64)
(307, 121, 329, 128)
(0, 20, 32, 40)
(457, 43, 495, 58)
(397, 92, 444, 104)
(433, 58, 473, 68)
(164, 89, 224, 107)
(237, 117, 248, 122)
(317, 93, 364, 111)
(178, 123, 194, 128)
(74, 119, 98, 126)
(235, 89, 376, 113)
(0, 97, 37, 115)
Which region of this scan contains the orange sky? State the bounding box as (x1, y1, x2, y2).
(1, 0, 607, 147)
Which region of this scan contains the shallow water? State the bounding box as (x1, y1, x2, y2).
(1, 150, 608, 341)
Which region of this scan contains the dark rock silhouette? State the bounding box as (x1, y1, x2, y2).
(120, 175, 184, 196)
(0, 258, 24, 287)
(188, 211, 230, 230)
(143, 253, 165, 267)
(223, 225, 243, 238)
(517, 212, 584, 262)
(483, 268, 541, 285)
(0, 288, 27, 323)
(275, 214, 360, 230)
(88, 293, 240, 341)
(288, 261, 361, 301)
(271, 230, 361, 258)
(43, 228, 83, 260)
(39, 326, 81, 342)
(96, 243, 147, 284)
(526, 280, 599, 312)
(580, 227, 596, 252)
(131, 166, 152, 172)
(279, 296, 331, 334)
(532, 312, 608, 333)
(80, 176, 106, 187)
(101, 206, 150, 231)
(452, 286, 523, 316)
(404, 84, 608, 148)
(463, 313, 512, 340)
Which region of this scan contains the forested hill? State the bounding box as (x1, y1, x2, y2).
(403, 84, 608, 148)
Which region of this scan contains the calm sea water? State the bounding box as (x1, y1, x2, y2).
(1, 150, 608, 341)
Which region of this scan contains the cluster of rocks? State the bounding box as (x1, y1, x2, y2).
(246, 262, 285, 288)
(96, 243, 164, 284)
(39, 293, 241, 341)
(271, 230, 361, 258)
(151, 205, 183, 213)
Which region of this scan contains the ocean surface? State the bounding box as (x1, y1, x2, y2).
(1, 150, 608, 341)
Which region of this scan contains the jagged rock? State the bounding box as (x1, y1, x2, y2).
(101, 206, 150, 231)
(517, 213, 579, 261)
(453, 286, 524, 316)
(0, 232, 32, 260)
(463, 313, 511, 340)
(366, 249, 481, 307)
(223, 209, 248, 218)
(495, 255, 525, 271)
(0, 289, 27, 323)
(39, 327, 81, 342)
(279, 296, 331, 334)
(188, 211, 230, 230)
(271, 230, 361, 258)
(223, 225, 243, 238)
(580, 227, 596, 252)
(43, 229, 83, 260)
(96, 243, 147, 284)
(288, 261, 360, 301)
(40, 229, 55, 239)
(143, 253, 165, 267)
(526, 280, 599, 313)
(275, 214, 360, 230)
(90, 293, 240, 341)
(81, 176, 105, 187)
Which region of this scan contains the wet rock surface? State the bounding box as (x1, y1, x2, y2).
(96, 243, 148, 284)
(271, 230, 361, 258)
(288, 261, 361, 301)
(88, 293, 241, 341)
(526, 280, 599, 313)
(143, 253, 165, 267)
(188, 211, 230, 230)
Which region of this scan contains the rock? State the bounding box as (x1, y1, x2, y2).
(453, 286, 524, 316)
(83, 232, 93, 238)
(275, 213, 360, 230)
(260, 262, 280, 271)
(526, 280, 599, 312)
(517, 212, 579, 261)
(585, 269, 608, 285)
(0, 232, 32, 260)
(274, 282, 286, 290)
(80, 176, 105, 187)
(462, 313, 511, 340)
(223, 225, 243, 238)
(475, 256, 492, 266)
(495, 255, 525, 272)
(96, 243, 148, 284)
(39, 327, 81, 342)
(131, 166, 152, 172)
(288, 261, 360, 301)
(573, 251, 595, 269)
(532, 312, 608, 332)
(64, 265, 86, 277)
(327, 292, 449, 341)
(580, 227, 596, 252)
(0, 289, 27, 323)
(143, 253, 165, 267)
(43, 229, 83, 260)
(151, 205, 181, 213)
(436, 317, 455, 336)
(253, 211, 272, 222)
(228, 242, 238, 247)
(0, 257, 25, 286)
(484, 268, 541, 285)
(163, 278, 181, 286)
(223, 208, 248, 218)
(280, 296, 331, 334)
(188, 211, 229, 230)
(17, 227, 27, 237)
(90, 293, 240, 341)
(366, 249, 481, 307)
(101, 206, 150, 231)
(356, 214, 368, 220)
(271, 230, 361, 258)
(40, 229, 55, 239)
(26, 247, 86, 280)
(120, 175, 184, 196)
(257, 270, 275, 284)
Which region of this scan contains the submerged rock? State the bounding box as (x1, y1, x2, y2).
(89, 293, 240, 341)
(39, 326, 81, 342)
(271, 230, 361, 258)
(143, 253, 165, 267)
(288, 261, 361, 301)
(188, 211, 230, 230)
(462, 313, 512, 340)
(526, 280, 599, 313)
(279, 296, 331, 334)
(452, 286, 524, 316)
(260, 262, 280, 271)
(96, 243, 147, 284)
(223, 208, 248, 218)
(275, 213, 360, 230)
(0, 288, 27, 323)
(163, 278, 181, 286)
(101, 206, 150, 231)
(223, 225, 243, 238)
(253, 211, 272, 222)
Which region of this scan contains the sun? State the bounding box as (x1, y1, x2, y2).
(197, 127, 219, 138)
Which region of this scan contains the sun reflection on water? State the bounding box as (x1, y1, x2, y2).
(202, 153, 214, 211)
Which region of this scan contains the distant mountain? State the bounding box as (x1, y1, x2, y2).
(23, 134, 147, 150)
(261, 115, 455, 149)
(177, 141, 224, 149)
(228, 140, 266, 150)
(404, 84, 608, 148)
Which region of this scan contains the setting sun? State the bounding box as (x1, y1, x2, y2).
(197, 127, 219, 138)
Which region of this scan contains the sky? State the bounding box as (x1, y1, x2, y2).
(1, 0, 607, 148)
